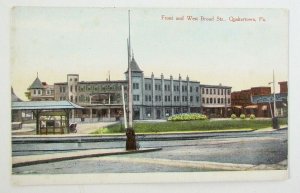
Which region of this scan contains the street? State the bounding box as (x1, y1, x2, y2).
(12, 128, 287, 174)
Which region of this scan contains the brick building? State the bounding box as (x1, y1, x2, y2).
(278, 81, 288, 93)
(231, 87, 271, 117)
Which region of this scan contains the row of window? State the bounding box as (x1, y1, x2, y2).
(202, 97, 231, 104)
(69, 78, 78, 82)
(59, 86, 66, 93)
(59, 96, 67, 101)
(142, 83, 199, 92)
(133, 95, 140, 101)
(133, 83, 139, 89)
(202, 88, 231, 95)
(141, 95, 200, 103)
(70, 85, 78, 92)
(60, 85, 126, 93)
(33, 89, 53, 95)
(33, 89, 41, 95)
(70, 96, 77, 103)
(145, 107, 189, 117)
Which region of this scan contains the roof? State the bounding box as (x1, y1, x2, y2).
(200, 84, 232, 89)
(144, 77, 199, 83)
(125, 56, 143, 73)
(12, 101, 83, 110)
(54, 80, 127, 85)
(28, 77, 44, 89)
(11, 87, 23, 102)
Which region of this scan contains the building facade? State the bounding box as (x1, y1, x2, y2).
(200, 84, 232, 118)
(277, 81, 288, 117)
(26, 57, 244, 121)
(125, 56, 201, 120)
(250, 81, 288, 117)
(231, 87, 272, 117)
(54, 74, 128, 122)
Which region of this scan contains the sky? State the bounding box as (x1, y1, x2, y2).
(10, 7, 288, 101)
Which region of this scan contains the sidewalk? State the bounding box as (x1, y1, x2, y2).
(12, 147, 162, 168)
(253, 125, 288, 132)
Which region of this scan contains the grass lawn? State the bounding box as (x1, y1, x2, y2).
(91, 118, 288, 134)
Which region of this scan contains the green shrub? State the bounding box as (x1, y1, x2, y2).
(250, 114, 256, 120)
(167, 113, 208, 121)
(231, 114, 237, 119)
(240, 114, 246, 119)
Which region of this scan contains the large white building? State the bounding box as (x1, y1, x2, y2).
(125, 56, 201, 120)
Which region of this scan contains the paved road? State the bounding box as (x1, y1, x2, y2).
(12, 128, 287, 174)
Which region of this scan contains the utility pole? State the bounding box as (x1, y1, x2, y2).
(272, 70, 277, 117)
(126, 10, 137, 150)
(127, 10, 133, 129)
(224, 88, 227, 118)
(269, 69, 279, 129)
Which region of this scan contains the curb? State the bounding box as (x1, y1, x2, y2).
(12, 148, 162, 168)
(12, 130, 255, 144)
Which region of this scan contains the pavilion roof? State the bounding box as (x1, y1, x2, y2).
(12, 101, 83, 110)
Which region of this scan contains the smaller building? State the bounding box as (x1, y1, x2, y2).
(277, 81, 288, 117)
(25, 74, 54, 101)
(200, 84, 232, 118)
(278, 81, 288, 94)
(251, 81, 288, 117)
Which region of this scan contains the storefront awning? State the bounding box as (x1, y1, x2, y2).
(233, 105, 243, 109)
(245, 105, 258, 109)
(261, 105, 268, 110)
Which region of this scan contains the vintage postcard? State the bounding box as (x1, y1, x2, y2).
(10, 7, 288, 185)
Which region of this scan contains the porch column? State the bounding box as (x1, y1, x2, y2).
(71, 109, 75, 123)
(90, 108, 93, 122)
(108, 108, 111, 120)
(33, 110, 41, 135)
